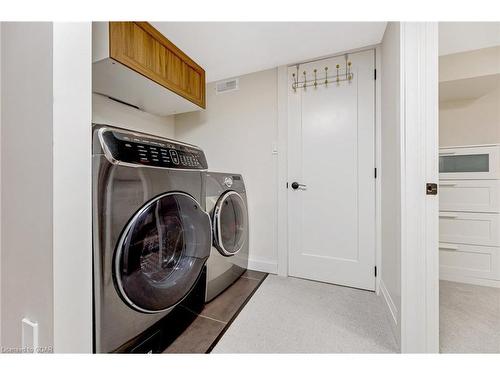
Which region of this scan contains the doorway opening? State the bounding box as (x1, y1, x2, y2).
(438, 22, 500, 353)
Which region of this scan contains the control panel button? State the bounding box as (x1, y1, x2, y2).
(169, 150, 180, 165)
(224, 177, 234, 188)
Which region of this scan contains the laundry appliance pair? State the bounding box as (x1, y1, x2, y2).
(92, 125, 248, 353)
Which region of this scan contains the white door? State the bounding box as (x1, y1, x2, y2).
(288, 50, 376, 290)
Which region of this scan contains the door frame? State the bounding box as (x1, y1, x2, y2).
(399, 22, 439, 353)
(276, 46, 382, 295)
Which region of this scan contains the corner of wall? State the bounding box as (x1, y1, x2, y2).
(174, 69, 280, 271)
(380, 21, 403, 351)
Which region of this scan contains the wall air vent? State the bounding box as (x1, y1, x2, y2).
(215, 78, 239, 94)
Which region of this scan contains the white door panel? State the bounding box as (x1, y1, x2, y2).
(288, 50, 376, 290)
(301, 81, 358, 260)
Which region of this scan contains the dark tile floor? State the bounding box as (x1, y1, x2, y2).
(164, 270, 268, 353)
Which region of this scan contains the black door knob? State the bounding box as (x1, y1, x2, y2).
(291, 182, 300, 190)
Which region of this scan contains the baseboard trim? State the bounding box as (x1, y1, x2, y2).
(380, 279, 398, 324)
(379, 278, 399, 344)
(247, 258, 278, 274)
(440, 273, 500, 288)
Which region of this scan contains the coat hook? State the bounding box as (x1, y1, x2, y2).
(336, 64, 340, 83)
(324, 67, 328, 86)
(313, 69, 317, 88)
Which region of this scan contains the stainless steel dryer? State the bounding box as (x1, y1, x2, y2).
(204, 172, 249, 301)
(92, 124, 211, 353)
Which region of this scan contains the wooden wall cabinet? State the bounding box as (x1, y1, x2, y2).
(93, 22, 206, 116)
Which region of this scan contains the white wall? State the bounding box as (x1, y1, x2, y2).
(175, 69, 279, 273)
(1, 22, 55, 351)
(439, 23, 500, 56)
(92, 93, 175, 138)
(440, 88, 500, 147)
(52, 22, 92, 353)
(439, 46, 500, 82)
(1, 22, 97, 354)
(439, 47, 500, 147)
(380, 21, 402, 345)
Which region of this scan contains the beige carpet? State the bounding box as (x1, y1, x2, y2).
(212, 275, 397, 353)
(440, 280, 500, 353)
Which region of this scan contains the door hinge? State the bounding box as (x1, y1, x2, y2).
(374, 69, 377, 80)
(374, 168, 377, 179)
(374, 266, 377, 277)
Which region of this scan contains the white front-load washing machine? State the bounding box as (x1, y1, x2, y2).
(92, 124, 211, 353)
(203, 172, 249, 302)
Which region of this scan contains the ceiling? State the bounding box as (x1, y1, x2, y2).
(439, 22, 500, 56)
(152, 22, 387, 82)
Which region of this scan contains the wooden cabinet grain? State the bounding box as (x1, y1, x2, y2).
(109, 22, 205, 109)
(93, 22, 205, 116)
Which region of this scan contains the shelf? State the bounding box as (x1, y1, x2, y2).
(439, 73, 500, 103)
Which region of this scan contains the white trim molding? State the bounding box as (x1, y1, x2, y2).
(379, 279, 398, 335)
(248, 258, 278, 274)
(277, 65, 289, 277)
(399, 22, 439, 353)
(375, 45, 382, 295)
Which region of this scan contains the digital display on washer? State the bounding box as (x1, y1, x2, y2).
(100, 129, 208, 169)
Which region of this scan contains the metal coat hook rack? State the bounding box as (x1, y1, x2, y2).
(292, 59, 353, 91)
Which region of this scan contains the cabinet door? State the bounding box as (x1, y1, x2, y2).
(439, 242, 500, 281)
(109, 22, 206, 108)
(439, 146, 500, 180)
(439, 180, 500, 213)
(439, 212, 500, 246)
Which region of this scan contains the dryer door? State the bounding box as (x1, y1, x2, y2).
(213, 191, 248, 256)
(114, 192, 211, 313)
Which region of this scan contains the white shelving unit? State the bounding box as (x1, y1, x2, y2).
(439, 144, 500, 287)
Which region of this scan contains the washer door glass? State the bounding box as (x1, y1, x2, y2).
(115, 193, 211, 313)
(213, 191, 248, 256)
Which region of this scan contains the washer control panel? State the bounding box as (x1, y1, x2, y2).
(99, 129, 208, 170)
(223, 176, 233, 188)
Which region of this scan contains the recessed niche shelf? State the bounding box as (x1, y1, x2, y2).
(439, 73, 500, 103)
